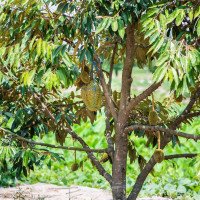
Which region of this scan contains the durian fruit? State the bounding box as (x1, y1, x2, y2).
(100, 153, 109, 163)
(153, 149, 164, 163)
(71, 163, 79, 171)
(148, 110, 159, 125)
(81, 81, 102, 111)
(135, 46, 147, 64)
(80, 71, 90, 84)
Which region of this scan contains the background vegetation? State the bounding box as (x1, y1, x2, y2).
(1, 69, 199, 200)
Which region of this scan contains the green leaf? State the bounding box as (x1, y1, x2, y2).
(29, 36, 37, 50)
(153, 63, 168, 82)
(149, 31, 160, 44)
(36, 38, 42, 57)
(21, 69, 36, 86)
(171, 67, 179, 86)
(6, 117, 15, 129)
(159, 13, 166, 28)
(167, 9, 179, 24)
(23, 151, 30, 168)
(188, 9, 193, 22)
(144, 28, 156, 39)
(111, 19, 118, 32)
(95, 18, 109, 34)
(194, 6, 200, 19)
(85, 49, 92, 63)
(118, 19, 125, 39)
(175, 9, 185, 26)
(146, 8, 159, 18)
(156, 53, 169, 67)
(142, 18, 153, 27)
(56, 68, 67, 86)
(152, 37, 165, 55)
(43, 70, 60, 90)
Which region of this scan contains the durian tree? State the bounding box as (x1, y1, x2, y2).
(0, 0, 200, 199)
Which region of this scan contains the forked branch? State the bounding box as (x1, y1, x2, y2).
(127, 81, 162, 113)
(94, 56, 118, 121)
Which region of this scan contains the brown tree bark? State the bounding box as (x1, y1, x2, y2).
(112, 119, 128, 200)
(112, 21, 135, 200)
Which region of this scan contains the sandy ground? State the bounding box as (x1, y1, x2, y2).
(0, 183, 172, 200)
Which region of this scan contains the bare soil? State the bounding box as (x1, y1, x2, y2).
(0, 183, 172, 200)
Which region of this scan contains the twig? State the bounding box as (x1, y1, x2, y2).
(164, 153, 198, 160)
(125, 124, 200, 141)
(94, 56, 118, 121)
(0, 127, 107, 153)
(127, 81, 162, 113)
(108, 42, 118, 89)
(170, 87, 200, 129)
(170, 111, 200, 128)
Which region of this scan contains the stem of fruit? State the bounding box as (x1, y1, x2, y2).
(157, 131, 161, 149)
(152, 93, 155, 111)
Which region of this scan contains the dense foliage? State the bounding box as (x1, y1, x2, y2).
(0, 0, 199, 199)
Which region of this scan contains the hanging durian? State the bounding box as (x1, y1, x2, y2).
(148, 110, 159, 125)
(71, 163, 79, 171)
(81, 81, 102, 111)
(153, 131, 164, 163)
(71, 149, 79, 171)
(153, 149, 164, 163)
(148, 94, 159, 125)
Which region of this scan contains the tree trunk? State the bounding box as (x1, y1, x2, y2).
(112, 123, 128, 200)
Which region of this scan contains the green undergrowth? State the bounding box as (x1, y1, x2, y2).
(23, 115, 200, 200)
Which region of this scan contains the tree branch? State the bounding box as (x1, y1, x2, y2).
(0, 127, 107, 153)
(33, 93, 112, 184)
(119, 23, 135, 112)
(63, 126, 112, 184)
(164, 153, 198, 160)
(108, 42, 118, 89)
(170, 87, 200, 129)
(170, 111, 200, 128)
(127, 81, 162, 113)
(125, 124, 200, 140)
(94, 56, 118, 121)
